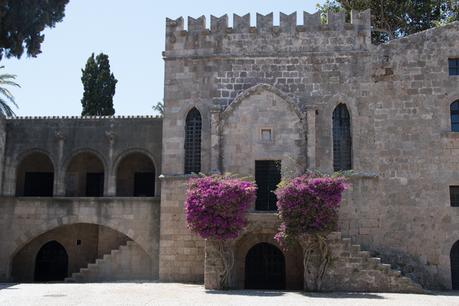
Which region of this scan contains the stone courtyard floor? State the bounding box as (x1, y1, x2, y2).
(1, 282, 459, 306)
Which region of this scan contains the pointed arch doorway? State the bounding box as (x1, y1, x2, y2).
(245, 242, 286, 290)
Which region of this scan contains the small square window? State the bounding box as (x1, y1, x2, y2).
(449, 58, 459, 76)
(261, 129, 272, 142)
(450, 186, 459, 207)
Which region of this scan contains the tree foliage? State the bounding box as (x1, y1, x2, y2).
(317, 0, 459, 43)
(274, 173, 349, 247)
(0, 0, 69, 59)
(153, 101, 164, 117)
(185, 175, 256, 240)
(0, 66, 20, 117)
(81, 53, 117, 116)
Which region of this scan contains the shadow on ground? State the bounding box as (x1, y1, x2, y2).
(205, 289, 286, 297)
(0, 283, 18, 290)
(302, 292, 385, 299)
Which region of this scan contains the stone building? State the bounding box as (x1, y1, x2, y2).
(0, 10, 459, 291)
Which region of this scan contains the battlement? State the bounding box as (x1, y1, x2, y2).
(164, 10, 371, 56)
(6, 115, 162, 120)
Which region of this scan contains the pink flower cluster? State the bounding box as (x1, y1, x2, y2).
(274, 174, 349, 247)
(185, 176, 257, 240)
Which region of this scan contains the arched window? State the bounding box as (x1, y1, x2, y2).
(333, 104, 352, 171)
(451, 101, 459, 132)
(184, 108, 202, 174)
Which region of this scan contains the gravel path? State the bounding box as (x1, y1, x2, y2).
(1, 282, 459, 306)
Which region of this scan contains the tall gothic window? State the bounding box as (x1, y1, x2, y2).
(333, 104, 352, 171)
(184, 108, 202, 174)
(451, 101, 459, 132)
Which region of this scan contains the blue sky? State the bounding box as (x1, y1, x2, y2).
(1, 1, 325, 116)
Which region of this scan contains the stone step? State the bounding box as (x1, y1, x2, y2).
(324, 231, 424, 293)
(64, 241, 132, 283)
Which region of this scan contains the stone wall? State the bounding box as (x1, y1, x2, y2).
(0, 197, 160, 282)
(11, 223, 129, 282)
(158, 176, 204, 282)
(1, 116, 162, 197)
(162, 9, 459, 289)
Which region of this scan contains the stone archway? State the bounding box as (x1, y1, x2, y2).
(11, 223, 151, 283)
(34, 241, 68, 282)
(451, 240, 459, 289)
(245, 242, 286, 290)
(15, 151, 54, 196)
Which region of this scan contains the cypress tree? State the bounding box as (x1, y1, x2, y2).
(81, 53, 117, 116)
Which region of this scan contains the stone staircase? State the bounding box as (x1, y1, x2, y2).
(65, 240, 151, 282)
(313, 232, 424, 293)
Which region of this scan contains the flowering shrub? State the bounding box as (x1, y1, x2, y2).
(274, 173, 349, 247)
(185, 175, 257, 240)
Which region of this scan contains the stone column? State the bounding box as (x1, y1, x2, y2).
(210, 106, 221, 174)
(306, 108, 317, 169)
(54, 129, 66, 196)
(105, 128, 116, 196)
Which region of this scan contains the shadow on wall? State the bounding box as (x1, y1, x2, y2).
(10, 223, 129, 283)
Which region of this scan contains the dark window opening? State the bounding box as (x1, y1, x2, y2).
(450, 186, 459, 207)
(86, 173, 104, 197)
(76, 240, 81, 246)
(451, 101, 459, 132)
(451, 241, 459, 289)
(449, 58, 459, 76)
(34, 241, 68, 282)
(245, 242, 286, 290)
(184, 108, 202, 174)
(255, 160, 281, 211)
(333, 104, 352, 171)
(134, 172, 155, 196)
(23, 172, 54, 196)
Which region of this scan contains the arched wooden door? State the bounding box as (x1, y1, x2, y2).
(34, 241, 68, 282)
(451, 241, 459, 289)
(245, 242, 286, 290)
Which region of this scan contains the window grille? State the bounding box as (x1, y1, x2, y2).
(450, 186, 459, 207)
(333, 104, 352, 171)
(451, 101, 459, 132)
(184, 108, 202, 174)
(255, 160, 281, 211)
(449, 58, 459, 76)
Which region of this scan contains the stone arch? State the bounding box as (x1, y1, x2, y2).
(14, 149, 56, 196)
(221, 84, 303, 125)
(184, 107, 202, 174)
(63, 149, 107, 197)
(322, 93, 359, 172)
(8, 217, 153, 281)
(219, 83, 306, 178)
(451, 240, 459, 289)
(439, 91, 459, 132)
(232, 232, 303, 290)
(113, 149, 157, 196)
(332, 103, 352, 171)
(245, 242, 286, 289)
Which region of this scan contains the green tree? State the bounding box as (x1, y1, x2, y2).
(0, 66, 20, 117)
(0, 0, 69, 59)
(81, 53, 117, 116)
(317, 0, 459, 43)
(152, 101, 164, 117)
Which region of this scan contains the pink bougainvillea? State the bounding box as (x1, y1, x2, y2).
(274, 173, 349, 247)
(185, 176, 257, 241)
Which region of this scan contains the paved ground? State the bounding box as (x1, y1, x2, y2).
(1, 282, 459, 306)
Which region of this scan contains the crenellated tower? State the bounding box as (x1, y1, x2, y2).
(164, 10, 371, 57)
